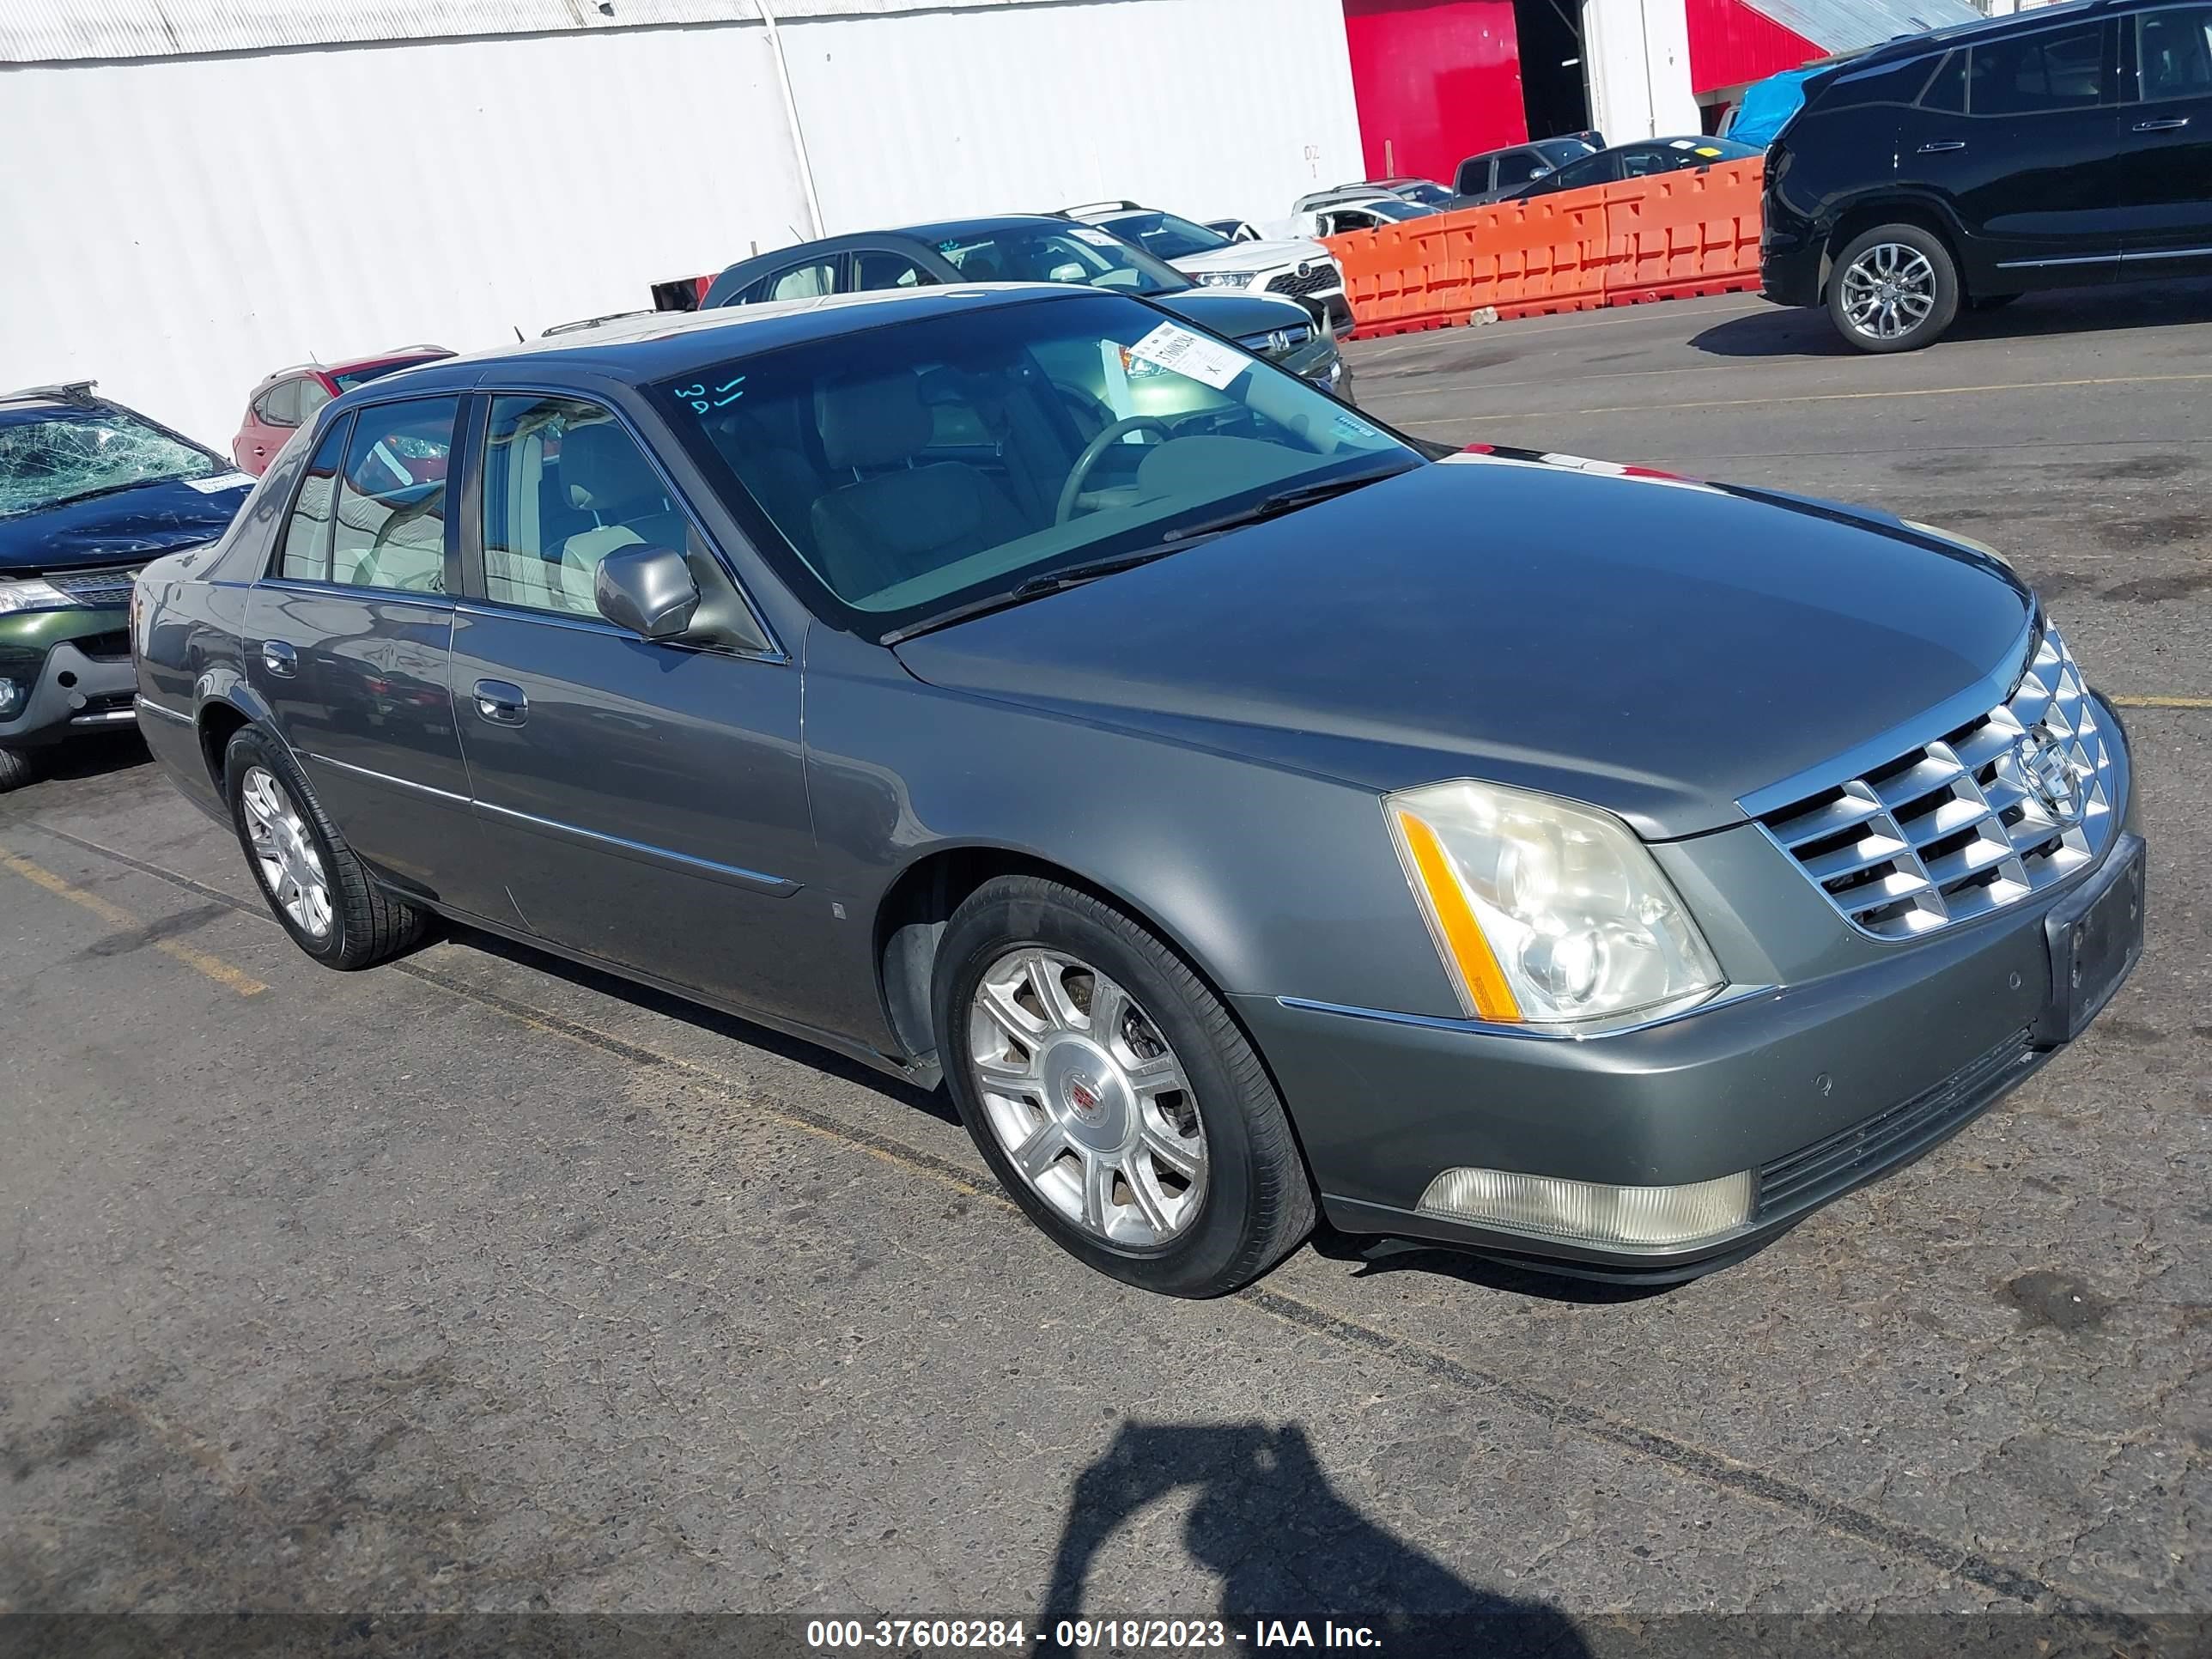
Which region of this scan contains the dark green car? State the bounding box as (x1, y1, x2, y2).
(0, 384, 253, 789)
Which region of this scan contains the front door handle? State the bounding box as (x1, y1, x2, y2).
(472, 678, 528, 726)
(261, 639, 297, 678)
(1917, 140, 1966, 153)
(2133, 118, 2191, 132)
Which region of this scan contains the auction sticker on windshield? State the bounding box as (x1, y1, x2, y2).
(1127, 322, 1249, 391)
(1070, 228, 1123, 248)
(187, 471, 255, 493)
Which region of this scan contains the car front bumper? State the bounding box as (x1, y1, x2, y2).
(0, 611, 139, 749)
(1237, 780, 2145, 1281)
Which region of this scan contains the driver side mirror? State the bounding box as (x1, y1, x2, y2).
(595, 544, 699, 641)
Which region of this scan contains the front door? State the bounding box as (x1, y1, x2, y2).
(2120, 3, 2212, 265)
(244, 394, 506, 919)
(448, 392, 817, 1023)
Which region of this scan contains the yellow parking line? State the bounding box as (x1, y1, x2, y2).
(0, 847, 267, 997)
(2112, 695, 2212, 708)
(1455, 369, 2212, 422)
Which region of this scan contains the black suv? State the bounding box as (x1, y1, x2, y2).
(1762, 0, 2212, 351)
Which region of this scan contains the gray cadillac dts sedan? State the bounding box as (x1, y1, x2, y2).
(132, 284, 2144, 1297)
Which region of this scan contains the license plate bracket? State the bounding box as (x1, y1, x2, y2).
(2033, 834, 2145, 1047)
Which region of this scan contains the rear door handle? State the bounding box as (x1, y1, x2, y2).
(261, 639, 297, 678)
(472, 678, 528, 726)
(2133, 118, 2191, 132)
(1917, 140, 1966, 153)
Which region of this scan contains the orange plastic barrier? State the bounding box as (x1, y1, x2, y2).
(1322, 157, 1765, 338)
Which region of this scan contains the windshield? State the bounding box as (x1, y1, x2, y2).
(1535, 138, 1598, 166)
(1096, 211, 1231, 261)
(1393, 181, 1456, 207)
(653, 292, 1416, 640)
(0, 404, 219, 519)
(1364, 198, 1438, 222)
(931, 226, 1188, 297)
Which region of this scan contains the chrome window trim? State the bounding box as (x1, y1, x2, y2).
(255, 575, 456, 610)
(451, 600, 788, 666)
(472, 799, 798, 896)
(1275, 984, 1771, 1042)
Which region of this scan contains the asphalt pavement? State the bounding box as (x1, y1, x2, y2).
(3, 278, 2209, 1649)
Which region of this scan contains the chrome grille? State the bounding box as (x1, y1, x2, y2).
(1266, 263, 1342, 301)
(1237, 323, 1314, 357)
(1756, 624, 2117, 940)
(43, 564, 144, 607)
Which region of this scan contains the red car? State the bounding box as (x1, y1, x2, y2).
(231, 347, 453, 475)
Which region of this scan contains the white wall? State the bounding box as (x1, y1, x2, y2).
(780, 0, 1364, 237)
(0, 26, 811, 446)
(1581, 0, 1701, 143)
(0, 0, 1364, 452)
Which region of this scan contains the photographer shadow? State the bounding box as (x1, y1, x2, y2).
(1034, 1421, 1589, 1659)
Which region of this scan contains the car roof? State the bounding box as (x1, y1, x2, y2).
(1853, 0, 2109, 62)
(334, 283, 1091, 396)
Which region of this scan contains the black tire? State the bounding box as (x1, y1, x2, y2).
(933, 875, 1316, 1297)
(1972, 292, 2022, 313)
(1826, 223, 1960, 353)
(222, 725, 428, 969)
(0, 746, 33, 793)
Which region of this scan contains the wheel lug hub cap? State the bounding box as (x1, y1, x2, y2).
(1044, 1038, 1131, 1151)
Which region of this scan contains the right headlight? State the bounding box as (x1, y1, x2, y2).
(1386, 780, 1723, 1027)
(1193, 270, 1256, 289)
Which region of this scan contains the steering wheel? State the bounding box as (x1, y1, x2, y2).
(1055, 416, 1172, 524)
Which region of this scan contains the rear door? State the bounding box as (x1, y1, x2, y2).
(1942, 16, 2125, 279)
(447, 388, 819, 1022)
(244, 393, 505, 916)
(2119, 3, 2212, 266)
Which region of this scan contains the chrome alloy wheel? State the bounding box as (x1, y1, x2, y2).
(1839, 242, 1936, 341)
(240, 765, 332, 939)
(968, 948, 1207, 1248)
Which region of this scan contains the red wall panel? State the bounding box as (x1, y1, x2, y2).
(1341, 0, 1525, 188)
(1684, 0, 1824, 94)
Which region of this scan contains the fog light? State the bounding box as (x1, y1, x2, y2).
(0, 678, 24, 718)
(1416, 1167, 1756, 1249)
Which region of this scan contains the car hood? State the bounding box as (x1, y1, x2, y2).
(892, 454, 2034, 839)
(1154, 289, 1316, 338)
(0, 472, 253, 575)
(1167, 239, 1333, 276)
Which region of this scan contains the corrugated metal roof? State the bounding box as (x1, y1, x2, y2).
(0, 0, 1063, 64)
(1741, 0, 1984, 56)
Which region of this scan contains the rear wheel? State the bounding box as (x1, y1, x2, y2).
(222, 726, 428, 969)
(933, 875, 1315, 1297)
(1828, 224, 1959, 352)
(0, 746, 33, 793)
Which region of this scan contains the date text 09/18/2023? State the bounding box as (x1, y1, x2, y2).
(805, 1618, 1384, 1650)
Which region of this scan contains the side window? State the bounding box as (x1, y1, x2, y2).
(257, 380, 302, 427)
(480, 395, 681, 617)
(299, 378, 334, 421)
(278, 418, 348, 580)
(768, 260, 838, 301)
(1922, 51, 1967, 113)
(2137, 7, 2212, 101)
(1496, 149, 1552, 188)
(331, 397, 459, 594)
(854, 252, 935, 290)
(1970, 22, 2107, 114)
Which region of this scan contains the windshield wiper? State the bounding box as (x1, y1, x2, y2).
(1156, 464, 1415, 543)
(881, 549, 1181, 646)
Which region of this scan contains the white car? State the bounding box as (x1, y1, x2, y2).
(1064, 201, 1352, 335)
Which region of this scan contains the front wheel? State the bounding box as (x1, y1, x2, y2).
(0, 746, 33, 793)
(933, 875, 1315, 1297)
(1827, 224, 1959, 352)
